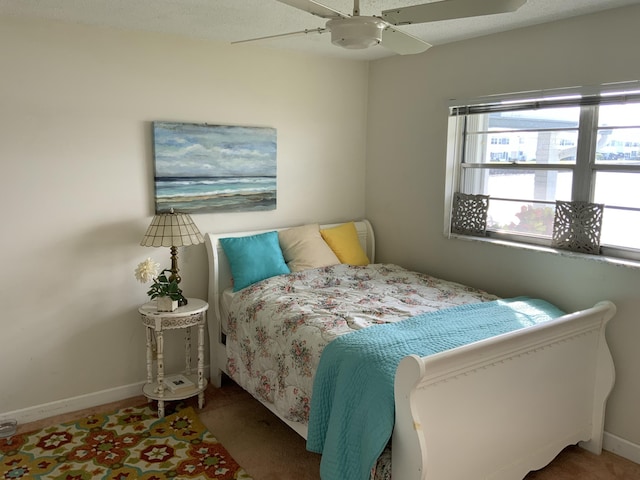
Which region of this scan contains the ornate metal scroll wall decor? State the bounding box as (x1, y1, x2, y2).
(451, 193, 489, 236)
(551, 201, 604, 254)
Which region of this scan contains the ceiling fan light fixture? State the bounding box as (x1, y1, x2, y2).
(326, 16, 386, 49)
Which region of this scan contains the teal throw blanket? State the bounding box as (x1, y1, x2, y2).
(306, 297, 566, 480)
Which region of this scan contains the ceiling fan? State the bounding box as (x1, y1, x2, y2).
(234, 0, 527, 55)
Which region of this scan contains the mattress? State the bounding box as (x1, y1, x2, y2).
(219, 288, 235, 334)
(224, 263, 498, 426)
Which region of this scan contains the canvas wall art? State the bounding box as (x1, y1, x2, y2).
(152, 122, 277, 214)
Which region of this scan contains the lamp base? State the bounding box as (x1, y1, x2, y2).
(179, 297, 188, 307)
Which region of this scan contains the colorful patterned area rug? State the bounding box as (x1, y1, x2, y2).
(0, 404, 253, 480)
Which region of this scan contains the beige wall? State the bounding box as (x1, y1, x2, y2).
(366, 5, 640, 458)
(2, 3, 640, 463)
(0, 17, 368, 417)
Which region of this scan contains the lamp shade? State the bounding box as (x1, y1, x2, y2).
(140, 210, 204, 247)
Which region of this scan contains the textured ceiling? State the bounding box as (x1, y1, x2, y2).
(1, 0, 639, 60)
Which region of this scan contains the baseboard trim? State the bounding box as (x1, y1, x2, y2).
(603, 431, 640, 464)
(0, 367, 211, 426)
(0, 381, 146, 426)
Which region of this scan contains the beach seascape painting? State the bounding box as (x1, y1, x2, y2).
(152, 122, 277, 213)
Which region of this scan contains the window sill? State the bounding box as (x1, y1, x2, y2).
(447, 233, 640, 270)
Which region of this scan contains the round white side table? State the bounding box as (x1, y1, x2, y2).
(138, 298, 208, 417)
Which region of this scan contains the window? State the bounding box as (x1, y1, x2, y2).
(446, 85, 640, 262)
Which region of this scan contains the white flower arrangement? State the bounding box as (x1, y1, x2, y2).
(134, 258, 160, 283)
(134, 258, 185, 302)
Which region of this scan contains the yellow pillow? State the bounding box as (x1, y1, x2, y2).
(320, 222, 370, 266)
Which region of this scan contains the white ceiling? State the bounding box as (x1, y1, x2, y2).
(2, 0, 639, 61)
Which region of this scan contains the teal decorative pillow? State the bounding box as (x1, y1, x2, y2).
(220, 231, 290, 291)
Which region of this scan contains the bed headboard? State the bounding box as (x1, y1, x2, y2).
(204, 220, 375, 326)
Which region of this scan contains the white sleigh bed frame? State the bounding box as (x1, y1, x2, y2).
(205, 220, 616, 480)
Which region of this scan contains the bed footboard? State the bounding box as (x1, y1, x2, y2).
(393, 300, 616, 480)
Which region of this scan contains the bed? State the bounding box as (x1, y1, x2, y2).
(205, 220, 616, 480)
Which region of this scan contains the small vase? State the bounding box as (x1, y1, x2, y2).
(156, 296, 178, 312)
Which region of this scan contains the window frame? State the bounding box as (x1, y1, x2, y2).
(445, 84, 640, 263)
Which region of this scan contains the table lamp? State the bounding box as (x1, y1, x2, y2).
(140, 208, 204, 306)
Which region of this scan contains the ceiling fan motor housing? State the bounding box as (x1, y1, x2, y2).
(326, 16, 386, 49)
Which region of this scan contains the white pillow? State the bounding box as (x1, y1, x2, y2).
(279, 223, 340, 272)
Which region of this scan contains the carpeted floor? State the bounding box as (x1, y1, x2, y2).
(10, 378, 640, 480)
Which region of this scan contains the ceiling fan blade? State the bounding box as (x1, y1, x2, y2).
(276, 0, 348, 19)
(381, 25, 432, 55)
(382, 0, 526, 25)
(232, 28, 326, 45)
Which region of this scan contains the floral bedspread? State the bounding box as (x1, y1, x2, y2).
(225, 263, 498, 428)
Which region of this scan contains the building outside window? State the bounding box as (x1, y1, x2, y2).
(445, 84, 640, 262)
